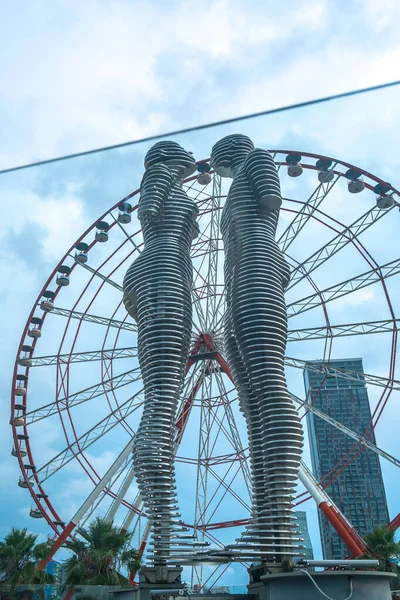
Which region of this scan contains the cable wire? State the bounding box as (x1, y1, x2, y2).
(1, 79, 400, 176)
(299, 570, 353, 600)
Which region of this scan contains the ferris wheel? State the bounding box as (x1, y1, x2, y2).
(10, 147, 400, 588)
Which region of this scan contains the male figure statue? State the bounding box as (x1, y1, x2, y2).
(211, 134, 303, 560)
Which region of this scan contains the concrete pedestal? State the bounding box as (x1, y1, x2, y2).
(124, 566, 185, 600)
(139, 566, 183, 585)
(248, 570, 396, 600)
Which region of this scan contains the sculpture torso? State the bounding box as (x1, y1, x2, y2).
(123, 166, 198, 320)
(129, 182, 197, 285)
(221, 152, 291, 326)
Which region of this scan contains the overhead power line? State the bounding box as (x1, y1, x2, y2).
(1, 79, 400, 176)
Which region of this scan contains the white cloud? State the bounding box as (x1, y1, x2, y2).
(358, 0, 400, 33)
(0, 0, 332, 168)
(0, 183, 88, 262)
(332, 288, 375, 308)
(33, 196, 87, 260)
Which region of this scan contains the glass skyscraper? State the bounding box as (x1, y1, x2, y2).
(295, 510, 314, 561)
(303, 358, 389, 560)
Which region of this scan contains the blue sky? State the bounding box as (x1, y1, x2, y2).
(1, 0, 400, 587)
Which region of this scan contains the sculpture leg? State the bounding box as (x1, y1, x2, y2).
(133, 283, 192, 565)
(225, 320, 265, 523)
(233, 285, 303, 557)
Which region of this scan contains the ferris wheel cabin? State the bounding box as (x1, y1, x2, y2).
(56, 265, 71, 287)
(74, 242, 89, 264)
(28, 317, 43, 338)
(40, 291, 55, 312)
(118, 202, 132, 224)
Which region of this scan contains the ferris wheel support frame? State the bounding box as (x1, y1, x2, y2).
(14, 150, 399, 580)
(38, 335, 379, 570)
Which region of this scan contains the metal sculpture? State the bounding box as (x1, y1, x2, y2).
(123, 141, 199, 565)
(210, 134, 304, 559)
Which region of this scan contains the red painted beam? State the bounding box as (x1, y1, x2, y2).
(387, 512, 400, 531)
(37, 521, 76, 570)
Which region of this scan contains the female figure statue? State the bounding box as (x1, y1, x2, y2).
(123, 141, 199, 565)
(210, 134, 303, 560)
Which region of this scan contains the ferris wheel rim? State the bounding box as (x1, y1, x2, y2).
(10, 149, 400, 543)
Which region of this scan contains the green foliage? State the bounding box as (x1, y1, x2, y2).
(364, 525, 400, 572)
(62, 517, 141, 587)
(364, 525, 400, 590)
(0, 528, 54, 597)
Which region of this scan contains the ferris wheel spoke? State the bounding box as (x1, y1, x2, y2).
(105, 462, 137, 523)
(191, 211, 219, 247)
(36, 390, 143, 483)
(208, 467, 251, 512)
(79, 458, 132, 528)
(192, 273, 210, 302)
(193, 368, 251, 519)
(212, 302, 227, 336)
(204, 464, 251, 527)
(206, 289, 225, 334)
(287, 318, 400, 342)
(287, 204, 396, 291)
(192, 296, 208, 332)
(42, 305, 137, 332)
(193, 214, 216, 248)
(27, 346, 137, 367)
(193, 368, 219, 550)
(185, 177, 214, 200)
(278, 173, 339, 253)
(120, 495, 144, 536)
(67, 254, 123, 291)
(108, 213, 142, 253)
(285, 356, 400, 391)
(191, 463, 250, 579)
(206, 564, 234, 590)
(202, 397, 241, 456)
(213, 367, 251, 493)
(175, 361, 206, 436)
(25, 367, 142, 424)
(203, 176, 222, 331)
(290, 391, 400, 469)
(287, 257, 400, 319)
(192, 462, 239, 532)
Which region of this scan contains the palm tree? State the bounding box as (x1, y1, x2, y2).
(0, 528, 54, 598)
(364, 526, 400, 573)
(364, 525, 400, 592)
(62, 517, 141, 587)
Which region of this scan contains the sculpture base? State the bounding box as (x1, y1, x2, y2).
(139, 566, 183, 585)
(248, 570, 396, 600)
(117, 566, 185, 600)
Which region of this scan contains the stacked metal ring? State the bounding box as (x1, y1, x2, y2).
(123, 142, 201, 564)
(211, 134, 304, 560)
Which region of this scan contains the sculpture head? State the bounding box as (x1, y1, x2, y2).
(144, 141, 196, 178)
(210, 134, 254, 178)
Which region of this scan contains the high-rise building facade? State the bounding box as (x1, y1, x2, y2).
(295, 511, 314, 561)
(304, 358, 389, 560)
